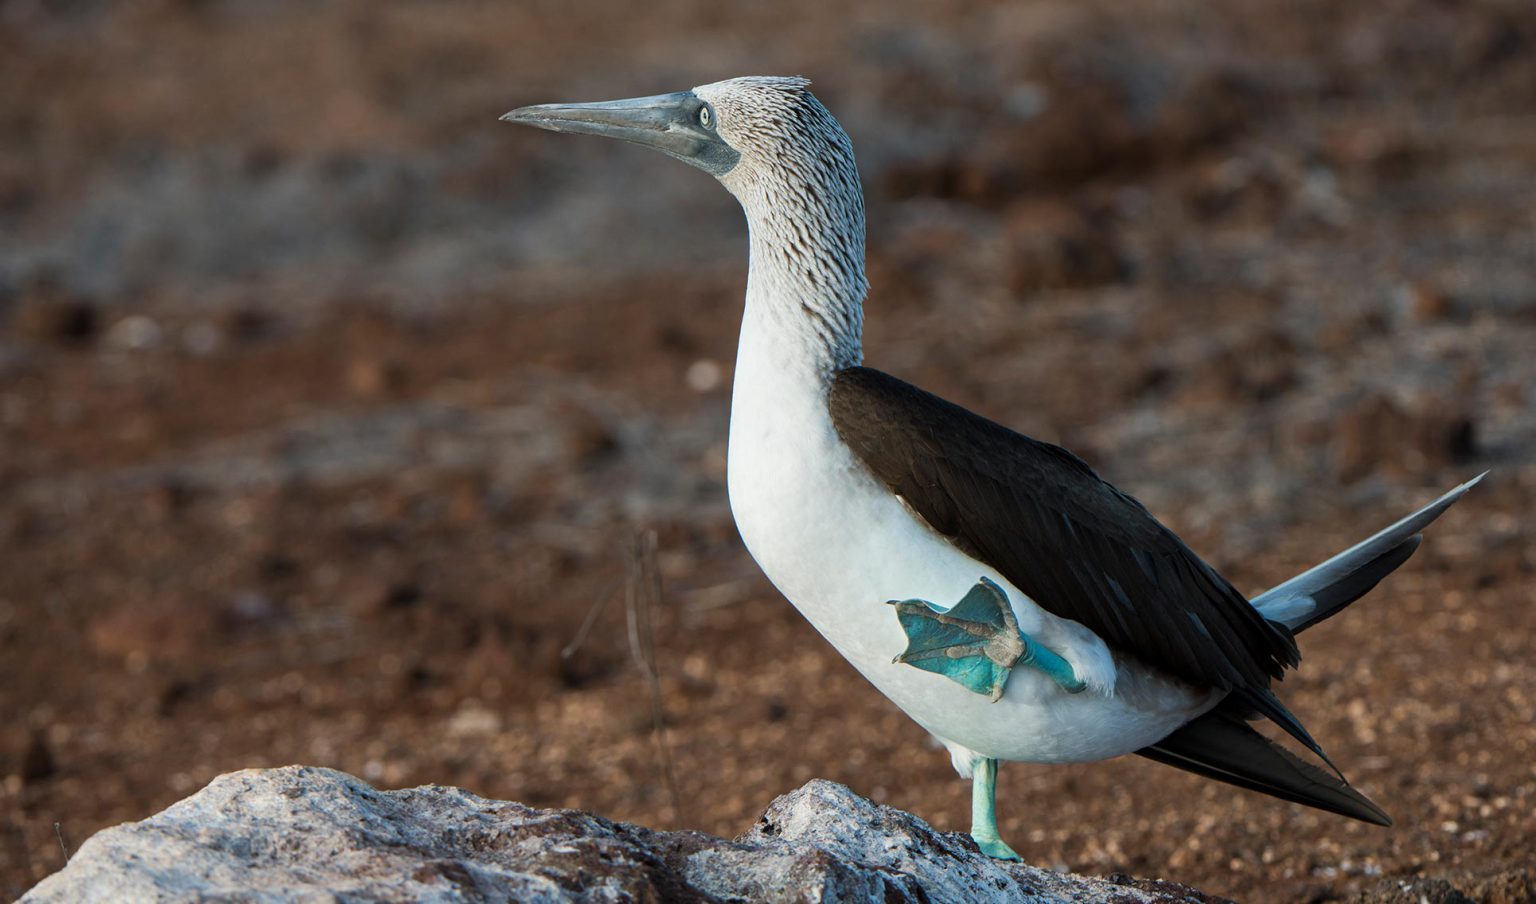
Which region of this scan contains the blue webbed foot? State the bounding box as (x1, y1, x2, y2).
(889, 577, 1086, 701)
(970, 831, 1022, 861)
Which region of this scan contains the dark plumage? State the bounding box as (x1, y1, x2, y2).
(828, 366, 1297, 692)
(1138, 706, 1392, 825)
(828, 366, 1345, 768)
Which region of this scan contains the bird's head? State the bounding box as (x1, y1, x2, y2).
(502, 76, 857, 203)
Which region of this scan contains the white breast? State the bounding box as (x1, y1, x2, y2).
(725, 304, 1218, 764)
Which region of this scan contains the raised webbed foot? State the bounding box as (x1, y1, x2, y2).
(970, 830, 1022, 861)
(889, 577, 1086, 701)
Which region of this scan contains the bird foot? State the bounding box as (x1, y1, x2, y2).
(889, 577, 1086, 701)
(969, 830, 1022, 861)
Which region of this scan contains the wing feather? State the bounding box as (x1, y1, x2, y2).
(827, 366, 1299, 693)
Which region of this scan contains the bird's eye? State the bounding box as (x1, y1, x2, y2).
(698, 105, 714, 129)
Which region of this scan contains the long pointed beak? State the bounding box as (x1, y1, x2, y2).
(501, 90, 739, 176)
(502, 92, 690, 138)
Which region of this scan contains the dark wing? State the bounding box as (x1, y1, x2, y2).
(828, 366, 1299, 695)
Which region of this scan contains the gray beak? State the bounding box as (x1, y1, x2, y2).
(502, 91, 739, 176)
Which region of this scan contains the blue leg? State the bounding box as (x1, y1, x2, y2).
(1019, 634, 1086, 695)
(889, 577, 1086, 700)
(969, 757, 1020, 860)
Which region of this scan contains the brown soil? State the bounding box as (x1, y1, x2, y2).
(2, 1, 1534, 901)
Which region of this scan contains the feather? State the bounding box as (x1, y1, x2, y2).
(827, 366, 1296, 694)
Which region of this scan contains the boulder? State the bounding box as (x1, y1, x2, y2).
(23, 766, 1225, 903)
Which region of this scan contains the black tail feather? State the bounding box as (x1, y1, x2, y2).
(1136, 709, 1391, 826)
(1231, 687, 1343, 779)
(1145, 476, 1486, 824)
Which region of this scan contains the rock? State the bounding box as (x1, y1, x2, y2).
(84, 596, 220, 665)
(7, 276, 97, 346)
(1394, 281, 1456, 325)
(1323, 391, 1478, 483)
(18, 730, 55, 785)
(22, 766, 1224, 903)
(346, 357, 408, 398)
(103, 314, 165, 351)
(1004, 200, 1128, 294)
(342, 577, 422, 618)
(1172, 322, 1298, 410)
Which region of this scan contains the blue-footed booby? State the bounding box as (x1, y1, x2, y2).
(502, 76, 1483, 860)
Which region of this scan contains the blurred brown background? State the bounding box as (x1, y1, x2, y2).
(2, 1, 1534, 900)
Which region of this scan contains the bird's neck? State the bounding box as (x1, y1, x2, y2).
(734, 173, 868, 384)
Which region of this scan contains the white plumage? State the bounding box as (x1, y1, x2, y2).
(702, 82, 1215, 772)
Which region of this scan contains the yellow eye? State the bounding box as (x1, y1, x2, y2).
(698, 105, 714, 129)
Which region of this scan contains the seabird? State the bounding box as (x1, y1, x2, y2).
(502, 76, 1483, 860)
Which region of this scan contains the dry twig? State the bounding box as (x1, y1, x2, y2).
(53, 822, 70, 864)
(625, 529, 684, 825)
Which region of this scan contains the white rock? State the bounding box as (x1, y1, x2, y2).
(22, 766, 1217, 903)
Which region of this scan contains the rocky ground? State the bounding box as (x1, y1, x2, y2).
(23, 767, 1233, 903)
(2, 0, 1534, 901)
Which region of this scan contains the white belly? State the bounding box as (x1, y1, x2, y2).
(725, 353, 1217, 764)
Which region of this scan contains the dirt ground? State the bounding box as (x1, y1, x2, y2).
(2, 1, 1534, 901)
